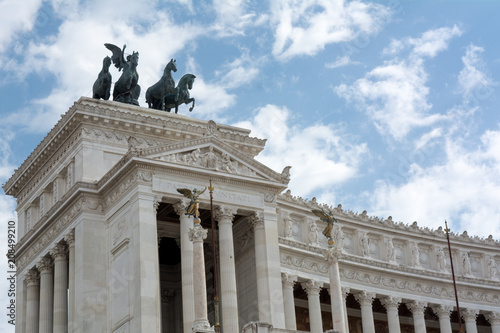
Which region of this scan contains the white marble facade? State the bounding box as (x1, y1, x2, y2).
(5, 97, 500, 333)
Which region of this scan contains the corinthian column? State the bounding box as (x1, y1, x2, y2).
(281, 273, 298, 330)
(406, 300, 427, 333)
(189, 222, 214, 332)
(301, 279, 324, 333)
(432, 304, 452, 333)
(38, 257, 54, 333)
(487, 312, 500, 333)
(215, 206, 239, 332)
(52, 243, 68, 333)
(324, 247, 346, 333)
(25, 270, 40, 333)
(380, 296, 401, 333)
(462, 308, 479, 333)
(174, 200, 195, 333)
(354, 291, 375, 333)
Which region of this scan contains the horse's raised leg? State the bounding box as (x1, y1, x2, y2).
(189, 98, 195, 112)
(175, 104, 179, 114)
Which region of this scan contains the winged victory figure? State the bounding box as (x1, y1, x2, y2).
(177, 187, 207, 218)
(312, 208, 338, 243)
(104, 43, 141, 105)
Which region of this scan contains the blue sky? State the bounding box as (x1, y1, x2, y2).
(1, 0, 500, 330)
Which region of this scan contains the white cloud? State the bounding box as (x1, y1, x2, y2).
(336, 26, 462, 140)
(335, 58, 445, 140)
(233, 104, 368, 196)
(458, 44, 494, 98)
(212, 0, 262, 37)
(383, 25, 462, 58)
(325, 56, 359, 69)
(368, 128, 500, 239)
(270, 0, 391, 61)
(0, 0, 43, 53)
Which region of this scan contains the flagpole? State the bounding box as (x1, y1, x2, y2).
(444, 220, 464, 333)
(209, 180, 221, 333)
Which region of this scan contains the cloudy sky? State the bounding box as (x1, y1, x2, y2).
(1, 0, 500, 330)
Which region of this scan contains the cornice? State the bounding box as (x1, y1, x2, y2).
(4, 97, 267, 198)
(278, 192, 500, 248)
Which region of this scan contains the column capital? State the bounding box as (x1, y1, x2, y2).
(50, 243, 67, 260)
(248, 211, 265, 230)
(486, 312, 500, 325)
(432, 304, 453, 319)
(281, 272, 298, 289)
(341, 287, 350, 299)
(324, 247, 342, 263)
(354, 290, 376, 306)
(173, 199, 190, 216)
(301, 279, 323, 296)
(189, 226, 208, 242)
(37, 257, 53, 274)
(461, 308, 479, 321)
(380, 296, 401, 310)
(153, 195, 163, 211)
(65, 229, 75, 247)
(406, 300, 427, 316)
(214, 205, 237, 223)
(24, 269, 39, 285)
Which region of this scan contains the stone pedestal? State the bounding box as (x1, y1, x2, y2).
(189, 221, 214, 333)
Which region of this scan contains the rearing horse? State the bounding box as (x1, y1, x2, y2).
(145, 59, 177, 111)
(164, 74, 196, 114)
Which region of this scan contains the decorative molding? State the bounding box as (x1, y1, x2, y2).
(248, 212, 264, 230)
(281, 272, 298, 289)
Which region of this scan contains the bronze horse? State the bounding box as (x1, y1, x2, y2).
(145, 59, 177, 110)
(164, 74, 196, 114)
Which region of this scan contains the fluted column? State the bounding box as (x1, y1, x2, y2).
(341, 287, 350, 333)
(281, 273, 298, 330)
(38, 257, 54, 333)
(65, 230, 75, 333)
(380, 296, 401, 333)
(462, 308, 479, 333)
(189, 223, 214, 332)
(354, 291, 375, 333)
(215, 206, 239, 332)
(174, 200, 195, 333)
(51, 243, 68, 333)
(324, 247, 346, 333)
(25, 270, 40, 333)
(406, 301, 427, 333)
(486, 312, 500, 333)
(432, 305, 453, 333)
(301, 280, 324, 333)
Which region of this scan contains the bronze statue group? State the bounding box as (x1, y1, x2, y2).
(92, 43, 195, 114)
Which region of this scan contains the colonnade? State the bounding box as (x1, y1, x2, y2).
(280, 273, 500, 333)
(21, 231, 74, 333)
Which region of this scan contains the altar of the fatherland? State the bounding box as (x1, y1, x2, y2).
(4, 97, 500, 333)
